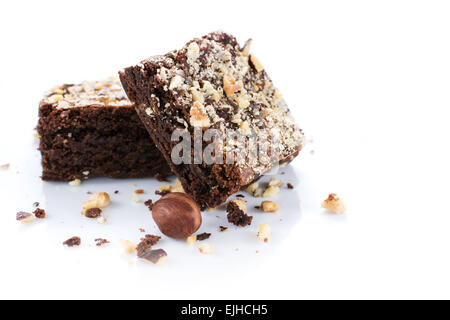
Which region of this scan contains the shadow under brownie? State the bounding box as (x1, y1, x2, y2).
(37, 77, 171, 181)
(119, 32, 304, 209)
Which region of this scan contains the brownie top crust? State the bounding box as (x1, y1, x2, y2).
(121, 32, 304, 182)
(42, 77, 131, 109)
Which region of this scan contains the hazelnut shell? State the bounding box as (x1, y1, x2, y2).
(151, 192, 202, 239)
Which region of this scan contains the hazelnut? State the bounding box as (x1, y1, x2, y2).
(151, 192, 202, 239)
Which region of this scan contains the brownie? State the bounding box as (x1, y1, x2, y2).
(120, 32, 304, 209)
(37, 77, 171, 181)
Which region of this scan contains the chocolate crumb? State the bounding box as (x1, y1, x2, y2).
(219, 226, 228, 232)
(63, 236, 81, 247)
(114, 190, 119, 194)
(226, 202, 253, 227)
(135, 189, 144, 194)
(139, 228, 146, 233)
(87, 191, 92, 194)
(137, 234, 161, 256)
(287, 183, 294, 189)
(155, 190, 169, 196)
(139, 249, 167, 264)
(144, 199, 153, 210)
(94, 238, 110, 246)
(254, 206, 261, 209)
(32, 202, 40, 208)
(196, 232, 211, 241)
(236, 194, 245, 198)
(84, 207, 102, 218)
(33, 208, 46, 219)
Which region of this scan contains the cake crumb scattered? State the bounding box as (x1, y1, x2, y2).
(63, 236, 81, 247)
(144, 199, 153, 210)
(321, 193, 346, 214)
(84, 207, 102, 218)
(219, 226, 228, 232)
(33, 208, 46, 219)
(226, 200, 252, 227)
(287, 183, 294, 189)
(136, 234, 161, 256)
(94, 238, 110, 247)
(196, 232, 211, 241)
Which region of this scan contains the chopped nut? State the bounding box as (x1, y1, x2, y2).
(135, 189, 144, 194)
(0, 163, 10, 170)
(190, 101, 211, 128)
(257, 224, 270, 243)
(250, 54, 264, 72)
(198, 243, 214, 254)
(139, 249, 167, 264)
(246, 182, 259, 194)
(260, 201, 279, 212)
(169, 75, 184, 90)
(268, 178, 283, 187)
(186, 42, 200, 62)
(262, 185, 280, 197)
(186, 235, 197, 245)
(169, 181, 184, 193)
(69, 179, 81, 186)
(120, 239, 137, 254)
(16, 212, 35, 223)
(82, 192, 110, 213)
(240, 39, 252, 56)
(321, 193, 346, 214)
(239, 120, 251, 135)
(223, 74, 243, 97)
(219, 226, 228, 232)
(254, 188, 264, 198)
(97, 216, 107, 224)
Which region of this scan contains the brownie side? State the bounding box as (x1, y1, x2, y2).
(120, 32, 304, 209)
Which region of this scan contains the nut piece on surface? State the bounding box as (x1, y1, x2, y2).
(69, 179, 81, 186)
(120, 239, 137, 254)
(63, 236, 81, 247)
(227, 199, 247, 211)
(257, 224, 270, 243)
(33, 208, 46, 219)
(82, 192, 110, 214)
(246, 181, 259, 194)
(151, 192, 202, 239)
(139, 249, 167, 265)
(262, 185, 280, 198)
(321, 193, 346, 214)
(260, 201, 279, 212)
(97, 216, 107, 224)
(268, 178, 283, 188)
(186, 235, 197, 245)
(16, 212, 35, 223)
(190, 101, 211, 128)
(198, 243, 214, 254)
(84, 208, 102, 218)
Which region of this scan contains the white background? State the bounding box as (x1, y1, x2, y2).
(1, 0, 450, 299)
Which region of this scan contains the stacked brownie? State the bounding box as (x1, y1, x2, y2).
(37, 77, 171, 181)
(119, 32, 304, 209)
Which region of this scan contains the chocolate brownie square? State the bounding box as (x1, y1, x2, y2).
(119, 32, 304, 209)
(37, 77, 171, 181)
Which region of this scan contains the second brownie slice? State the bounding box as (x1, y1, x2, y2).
(120, 32, 304, 209)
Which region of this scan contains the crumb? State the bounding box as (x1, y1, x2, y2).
(236, 194, 245, 198)
(97, 216, 107, 224)
(82, 192, 110, 213)
(94, 238, 110, 246)
(136, 234, 161, 256)
(87, 191, 92, 194)
(114, 190, 119, 194)
(219, 226, 228, 232)
(196, 232, 211, 241)
(254, 205, 261, 209)
(198, 243, 213, 254)
(155, 190, 169, 196)
(33, 208, 46, 219)
(131, 194, 140, 203)
(139, 228, 146, 233)
(321, 193, 346, 214)
(84, 207, 102, 218)
(262, 185, 280, 197)
(226, 201, 253, 227)
(287, 183, 294, 189)
(257, 224, 270, 243)
(63, 236, 81, 247)
(144, 199, 153, 210)
(256, 250, 259, 254)
(186, 235, 197, 245)
(120, 239, 137, 254)
(310, 149, 315, 154)
(16, 211, 35, 223)
(32, 201, 40, 208)
(0, 163, 10, 170)
(260, 201, 279, 212)
(281, 172, 286, 175)
(135, 189, 144, 194)
(268, 178, 283, 187)
(69, 179, 81, 186)
(139, 249, 167, 264)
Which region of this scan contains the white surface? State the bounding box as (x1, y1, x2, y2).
(1, 0, 450, 299)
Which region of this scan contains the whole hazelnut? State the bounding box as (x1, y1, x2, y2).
(151, 192, 201, 239)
